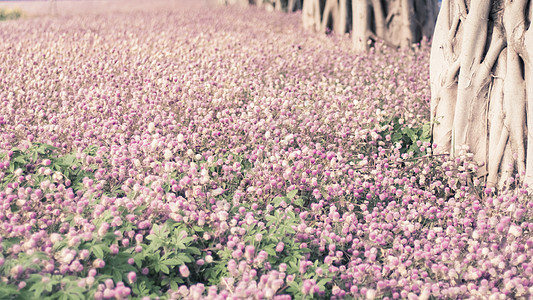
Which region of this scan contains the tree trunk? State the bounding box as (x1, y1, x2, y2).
(302, 0, 323, 31)
(225, 0, 437, 51)
(302, 0, 438, 51)
(219, 0, 249, 6)
(288, 0, 303, 12)
(431, 0, 533, 189)
(352, 0, 370, 51)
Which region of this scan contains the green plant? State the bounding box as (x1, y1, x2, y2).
(385, 117, 432, 155)
(0, 143, 95, 192)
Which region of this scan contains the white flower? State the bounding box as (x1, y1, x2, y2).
(60, 249, 74, 264)
(211, 187, 224, 196)
(151, 139, 158, 150)
(133, 159, 141, 168)
(217, 211, 228, 221)
(509, 224, 522, 237)
(164, 149, 173, 160)
(284, 134, 294, 142)
(148, 122, 155, 133)
(407, 293, 419, 300)
(177, 133, 184, 143)
(419, 287, 431, 300)
(366, 289, 376, 299)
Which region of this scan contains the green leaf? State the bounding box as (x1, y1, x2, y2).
(134, 254, 144, 268)
(170, 281, 179, 291)
(286, 210, 296, 219)
(272, 196, 284, 208)
(162, 277, 170, 286)
(294, 198, 304, 207)
(287, 189, 298, 199)
(422, 123, 431, 140)
(317, 278, 330, 290)
(299, 247, 311, 254)
(91, 245, 104, 259)
(160, 264, 170, 274)
(146, 234, 157, 241)
(320, 188, 328, 200)
(34, 285, 45, 298)
(392, 130, 403, 143)
(185, 247, 201, 256)
(265, 215, 277, 226)
(162, 258, 183, 266)
(287, 281, 303, 295)
(112, 269, 124, 282)
(14, 155, 26, 164)
(263, 245, 277, 257)
(181, 236, 194, 244)
(177, 253, 193, 263)
(402, 127, 417, 142)
(152, 224, 160, 235)
(282, 225, 295, 234)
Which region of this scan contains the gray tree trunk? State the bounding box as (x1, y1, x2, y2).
(220, 0, 437, 51)
(431, 0, 533, 189)
(303, 0, 438, 51)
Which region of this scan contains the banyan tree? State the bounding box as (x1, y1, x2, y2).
(430, 0, 533, 189)
(301, 0, 439, 51)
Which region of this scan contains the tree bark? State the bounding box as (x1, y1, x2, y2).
(302, 0, 438, 51)
(431, 0, 533, 189)
(222, 0, 437, 52)
(302, 0, 323, 31)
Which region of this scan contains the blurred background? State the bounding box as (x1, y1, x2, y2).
(0, 0, 214, 18)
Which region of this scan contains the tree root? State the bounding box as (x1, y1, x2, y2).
(431, 0, 533, 190)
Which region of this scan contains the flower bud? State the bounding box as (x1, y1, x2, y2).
(127, 271, 137, 284)
(179, 265, 190, 278)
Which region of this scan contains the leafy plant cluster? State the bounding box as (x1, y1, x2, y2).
(0, 143, 93, 192)
(0, 144, 345, 299)
(384, 117, 432, 156)
(0, 145, 203, 299)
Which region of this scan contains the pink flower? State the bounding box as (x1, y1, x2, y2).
(92, 259, 105, 269)
(179, 265, 190, 278)
(127, 271, 137, 284)
(110, 244, 119, 255)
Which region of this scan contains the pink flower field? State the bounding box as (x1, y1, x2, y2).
(0, 1, 532, 299)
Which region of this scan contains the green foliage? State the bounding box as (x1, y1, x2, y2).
(0, 143, 94, 192)
(0, 146, 341, 298)
(386, 117, 431, 156)
(136, 222, 196, 273)
(0, 274, 96, 300)
(0, 8, 23, 21)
